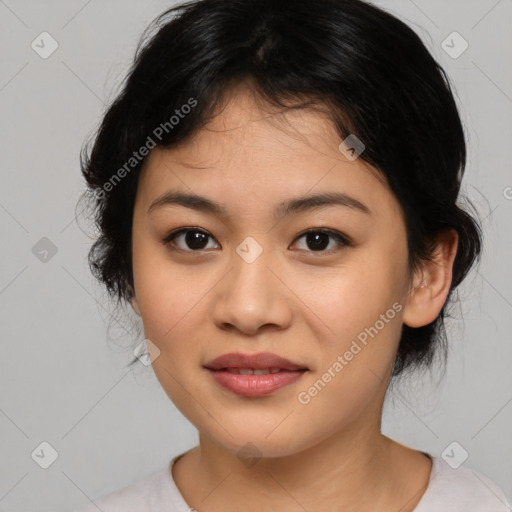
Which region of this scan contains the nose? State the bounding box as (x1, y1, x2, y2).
(211, 247, 293, 336)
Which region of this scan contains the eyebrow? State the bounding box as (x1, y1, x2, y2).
(147, 190, 371, 218)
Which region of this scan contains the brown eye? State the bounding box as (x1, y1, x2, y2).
(162, 227, 350, 254)
(292, 229, 350, 254)
(163, 228, 219, 251)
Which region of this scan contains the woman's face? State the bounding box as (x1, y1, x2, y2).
(130, 89, 413, 457)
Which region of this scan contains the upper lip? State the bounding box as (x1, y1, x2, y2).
(204, 352, 308, 371)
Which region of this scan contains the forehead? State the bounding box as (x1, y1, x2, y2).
(148, 88, 362, 170)
(136, 88, 397, 219)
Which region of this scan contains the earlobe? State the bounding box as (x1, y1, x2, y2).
(402, 229, 459, 328)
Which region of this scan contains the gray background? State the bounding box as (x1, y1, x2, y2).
(1, 0, 511, 510)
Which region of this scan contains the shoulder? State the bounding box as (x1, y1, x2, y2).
(71, 468, 168, 512)
(415, 456, 511, 512)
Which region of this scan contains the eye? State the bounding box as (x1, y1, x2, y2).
(291, 229, 350, 254)
(162, 227, 350, 254)
(163, 228, 219, 252)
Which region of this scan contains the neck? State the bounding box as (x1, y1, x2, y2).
(172, 413, 430, 512)
(198, 429, 393, 511)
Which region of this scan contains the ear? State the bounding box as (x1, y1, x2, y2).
(402, 229, 459, 328)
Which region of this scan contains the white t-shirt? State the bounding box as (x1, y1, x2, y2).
(73, 450, 511, 512)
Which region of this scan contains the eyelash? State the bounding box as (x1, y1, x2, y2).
(162, 227, 351, 255)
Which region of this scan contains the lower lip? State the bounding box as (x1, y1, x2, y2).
(207, 369, 306, 397)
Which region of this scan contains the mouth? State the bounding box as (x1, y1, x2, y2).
(214, 367, 297, 374)
(204, 352, 308, 397)
(204, 351, 308, 372)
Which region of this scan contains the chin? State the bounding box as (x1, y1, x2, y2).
(200, 418, 319, 461)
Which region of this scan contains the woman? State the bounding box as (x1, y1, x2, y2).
(74, 0, 511, 510)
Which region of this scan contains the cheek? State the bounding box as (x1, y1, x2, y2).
(295, 249, 408, 384)
(135, 272, 206, 352)
(131, 239, 205, 350)
(305, 258, 405, 333)
(292, 262, 405, 430)
(136, 269, 207, 409)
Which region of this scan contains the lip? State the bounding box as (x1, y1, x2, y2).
(204, 352, 307, 371)
(204, 352, 308, 398)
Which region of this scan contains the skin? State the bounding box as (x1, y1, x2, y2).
(130, 86, 458, 512)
